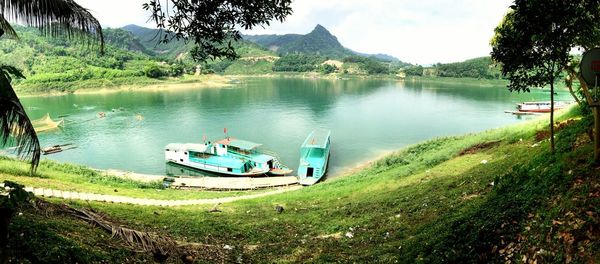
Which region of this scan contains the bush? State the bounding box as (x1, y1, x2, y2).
(404, 65, 424, 76)
(319, 64, 337, 74)
(143, 63, 164, 78)
(273, 54, 326, 72)
(342, 56, 389, 74)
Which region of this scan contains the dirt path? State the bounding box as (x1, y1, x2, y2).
(22, 185, 302, 207)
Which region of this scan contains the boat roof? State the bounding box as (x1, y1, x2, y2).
(302, 130, 331, 149)
(165, 143, 208, 152)
(520, 101, 569, 104)
(215, 138, 262, 150)
(250, 153, 273, 163)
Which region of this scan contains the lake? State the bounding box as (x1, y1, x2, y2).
(20, 77, 571, 177)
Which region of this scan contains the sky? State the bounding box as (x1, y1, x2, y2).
(75, 0, 513, 65)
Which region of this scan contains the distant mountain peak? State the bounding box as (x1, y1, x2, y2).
(313, 24, 327, 31)
(244, 24, 404, 62)
(309, 24, 333, 36)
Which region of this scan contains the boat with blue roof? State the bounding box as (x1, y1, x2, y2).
(298, 130, 331, 185)
(165, 137, 292, 176)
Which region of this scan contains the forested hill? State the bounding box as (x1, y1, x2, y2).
(243, 24, 404, 63)
(103, 28, 154, 55)
(121, 24, 274, 61)
(0, 26, 196, 93)
(402, 57, 502, 79)
(244, 24, 352, 58)
(121, 24, 191, 60)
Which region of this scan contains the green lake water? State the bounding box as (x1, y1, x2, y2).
(20, 77, 571, 177)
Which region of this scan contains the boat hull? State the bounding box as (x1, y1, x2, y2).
(166, 160, 268, 177)
(517, 108, 563, 113)
(268, 168, 294, 176)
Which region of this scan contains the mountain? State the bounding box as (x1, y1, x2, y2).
(121, 24, 190, 60)
(121, 24, 274, 61)
(244, 24, 352, 58)
(103, 28, 153, 55)
(244, 24, 403, 63)
(353, 51, 400, 62)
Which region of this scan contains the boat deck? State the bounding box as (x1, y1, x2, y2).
(302, 148, 326, 168)
(303, 129, 331, 148)
(168, 176, 299, 190)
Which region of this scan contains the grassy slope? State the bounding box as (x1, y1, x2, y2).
(5, 107, 600, 263)
(0, 158, 263, 200)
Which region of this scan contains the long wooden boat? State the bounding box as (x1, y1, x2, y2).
(165, 137, 292, 177)
(517, 101, 569, 113)
(298, 130, 331, 186)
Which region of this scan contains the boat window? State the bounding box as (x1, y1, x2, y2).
(184, 152, 188, 155)
(192, 152, 210, 159)
(166, 149, 170, 151)
(179, 159, 183, 162)
(227, 168, 232, 172)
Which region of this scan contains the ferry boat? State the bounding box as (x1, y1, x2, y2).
(298, 130, 331, 186)
(165, 138, 292, 176)
(517, 101, 569, 113)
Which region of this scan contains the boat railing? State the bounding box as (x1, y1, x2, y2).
(262, 149, 290, 169)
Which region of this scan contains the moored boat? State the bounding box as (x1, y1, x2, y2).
(165, 137, 291, 176)
(516, 101, 569, 113)
(298, 130, 331, 186)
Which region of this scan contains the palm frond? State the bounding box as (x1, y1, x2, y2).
(0, 65, 39, 174)
(0, 13, 18, 39)
(69, 207, 177, 257)
(0, 0, 104, 52)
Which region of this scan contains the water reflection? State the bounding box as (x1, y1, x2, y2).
(165, 162, 226, 177)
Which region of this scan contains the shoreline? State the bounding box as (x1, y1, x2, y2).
(15, 74, 234, 98)
(15, 74, 518, 98)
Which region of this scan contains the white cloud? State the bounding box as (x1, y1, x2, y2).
(75, 0, 155, 28)
(75, 0, 513, 65)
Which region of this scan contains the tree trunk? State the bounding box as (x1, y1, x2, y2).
(566, 70, 582, 105)
(550, 79, 555, 153)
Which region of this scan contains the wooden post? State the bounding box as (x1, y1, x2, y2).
(594, 107, 600, 164)
(576, 73, 600, 164)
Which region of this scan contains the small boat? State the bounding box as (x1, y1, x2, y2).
(165, 137, 292, 177)
(42, 143, 76, 155)
(516, 101, 569, 113)
(42, 145, 62, 155)
(298, 130, 331, 186)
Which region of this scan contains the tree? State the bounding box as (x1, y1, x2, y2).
(0, 0, 104, 173)
(492, 0, 600, 161)
(491, 1, 580, 153)
(143, 0, 293, 62)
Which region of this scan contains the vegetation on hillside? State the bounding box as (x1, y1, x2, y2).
(403, 57, 502, 79)
(0, 26, 192, 93)
(343, 56, 391, 74)
(272, 54, 326, 72)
